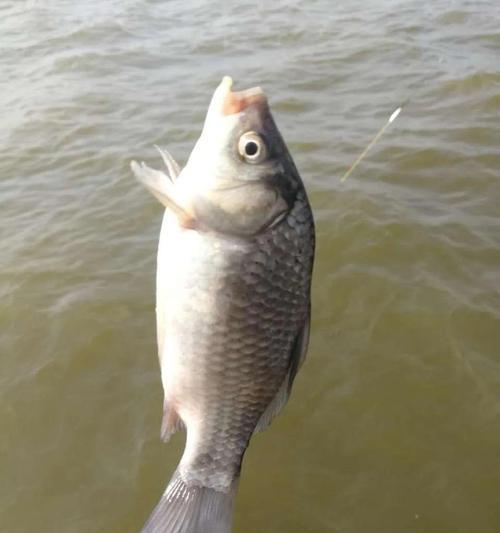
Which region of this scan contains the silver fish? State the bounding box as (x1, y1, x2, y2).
(131, 76, 315, 533)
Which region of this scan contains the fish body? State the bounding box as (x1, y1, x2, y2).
(131, 77, 314, 533)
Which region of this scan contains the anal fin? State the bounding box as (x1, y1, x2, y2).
(161, 401, 184, 442)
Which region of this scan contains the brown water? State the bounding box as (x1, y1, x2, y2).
(1, 1, 500, 532)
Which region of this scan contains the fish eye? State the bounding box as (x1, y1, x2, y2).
(245, 141, 259, 156)
(238, 131, 267, 164)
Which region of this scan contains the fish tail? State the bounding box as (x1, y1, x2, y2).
(141, 468, 238, 533)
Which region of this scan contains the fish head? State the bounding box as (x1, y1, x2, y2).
(177, 76, 301, 236)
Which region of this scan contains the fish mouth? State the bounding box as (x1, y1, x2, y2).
(211, 76, 268, 116)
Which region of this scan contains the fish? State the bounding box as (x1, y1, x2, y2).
(131, 76, 315, 533)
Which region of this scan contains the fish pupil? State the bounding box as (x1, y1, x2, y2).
(245, 141, 259, 156)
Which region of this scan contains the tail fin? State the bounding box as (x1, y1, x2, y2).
(141, 469, 238, 533)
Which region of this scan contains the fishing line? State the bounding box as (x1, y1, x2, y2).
(340, 101, 406, 182)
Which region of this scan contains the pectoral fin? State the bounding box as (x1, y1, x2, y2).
(153, 145, 181, 182)
(130, 160, 196, 227)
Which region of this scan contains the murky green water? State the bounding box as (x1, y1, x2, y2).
(1, 1, 500, 531)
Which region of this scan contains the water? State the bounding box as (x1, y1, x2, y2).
(1, 1, 499, 531)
